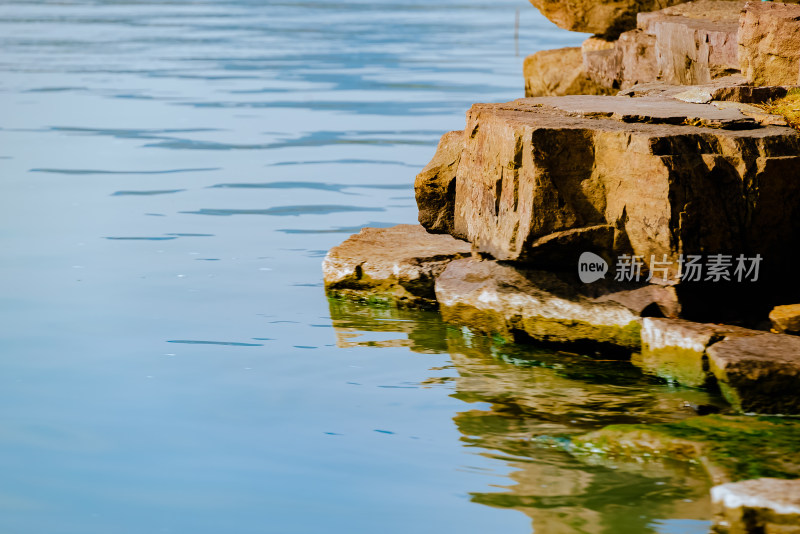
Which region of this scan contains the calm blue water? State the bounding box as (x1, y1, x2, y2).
(0, 1, 718, 533)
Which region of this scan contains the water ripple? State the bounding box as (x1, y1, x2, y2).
(166, 340, 263, 347)
(33, 168, 219, 175)
(180, 205, 384, 217)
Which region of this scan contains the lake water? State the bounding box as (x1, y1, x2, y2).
(0, 1, 720, 533)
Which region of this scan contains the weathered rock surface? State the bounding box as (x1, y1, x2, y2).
(322, 225, 470, 309)
(583, 0, 745, 91)
(527, 0, 692, 37)
(712, 478, 800, 534)
(739, 2, 800, 87)
(770, 304, 800, 335)
(523, 47, 615, 97)
(637, 318, 755, 387)
(420, 96, 800, 284)
(618, 75, 795, 103)
(707, 333, 800, 414)
(435, 258, 649, 350)
(415, 130, 463, 234)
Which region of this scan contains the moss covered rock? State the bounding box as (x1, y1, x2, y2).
(571, 414, 800, 484)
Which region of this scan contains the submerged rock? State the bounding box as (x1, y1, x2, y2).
(434, 258, 674, 351)
(571, 414, 800, 484)
(418, 96, 800, 286)
(637, 318, 754, 388)
(711, 478, 800, 534)
(739, 2, 800, 87)
(322, 224, 470, 309)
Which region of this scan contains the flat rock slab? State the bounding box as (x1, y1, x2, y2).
(712, 478, 800, 533)
(532, 95, 757, 128)
(416, 96, 800, 284)
(322, 224, 470, 309)
(619, 75, 796, 104)
(435, 258, 643, 350)
(707, 333, 800, 414)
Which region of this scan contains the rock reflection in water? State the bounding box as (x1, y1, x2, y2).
(327, 298, 717, 534)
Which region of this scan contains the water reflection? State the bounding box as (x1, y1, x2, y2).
(328, 299, 717, 534)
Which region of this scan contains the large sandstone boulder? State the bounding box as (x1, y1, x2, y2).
(527, 0, 692, 37)
(322, 224, 470, 309)
(523, 47, 615, 97)
(739, 2, 800, 87)
(416, 96, 800, 285)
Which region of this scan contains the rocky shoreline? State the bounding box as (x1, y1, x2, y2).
(324, 1, 800, 531)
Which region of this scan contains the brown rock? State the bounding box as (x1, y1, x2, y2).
(584, 29, 659, 90)
(415, 130, 463, 234)
(770, 304, 800, 335)
(523, 47, 614, 97)
(528, 0, 691, 38)
(712, 478, 800, 534)
(440, 96, 800, 283)
(739, 2, 800, 86)
(638, 0, 743, 85)
(434, 258, 644, 350)
(638, 318, 756, 387)
(706, 333, 800, 414)
(322, 224, 470, 309)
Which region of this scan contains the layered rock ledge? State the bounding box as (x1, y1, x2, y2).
(417, 96, 800, 288)
(525, 0, 800, 97)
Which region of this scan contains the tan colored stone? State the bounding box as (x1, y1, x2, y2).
(638, 0, 743, 85)
(438, 96, 800, 282)
(712, 478, 800, 534)
(322, 224, 470, 309)
(739, 2, 800, 87)
(770, 304, 800, 335)
(523, 48, 614, 97)
(619, 75, 796, 104)
(414, 130, 463, 234)
(434, 258, 644, 349)
(528, 0, 692, 37)
(706, 333, 800, 414)
(584, 29, 659, 90)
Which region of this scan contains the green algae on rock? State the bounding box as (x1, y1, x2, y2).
(571, 414, 800, 484)
(322, 224, 470, 309)
(435, 258, 644, 350)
